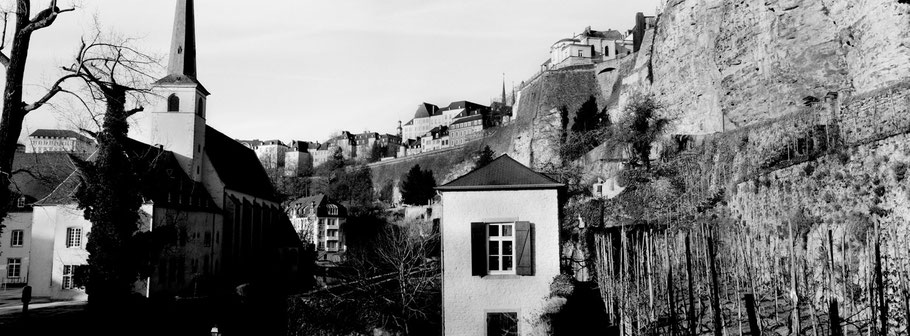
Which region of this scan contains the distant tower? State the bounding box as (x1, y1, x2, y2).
(142, 0, 209, 182)
(397, 120, 403, 138)
(501, 74, 507, 105)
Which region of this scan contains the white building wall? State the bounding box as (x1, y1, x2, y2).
(440, 189, 560, 336)
(28, 205, 91, 300)
(1, 212, 32, 285)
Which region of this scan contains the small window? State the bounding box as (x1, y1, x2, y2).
(167, 94, 180, 112)
(487, 223, 515, 274)
(327, 241, 338, 250)
(327, 229, 338, 238)
(10, 230, 23, 247)
(16, 196, 25, 208)
(577, 50, 583, 57)
(6, 258, 21, 278)
(327, 204, 338, 216)
(62, 265, 76, 289)
(196, 98, 205, 118)
(487, 312, 518, 336)
(66, 227, 82, 248)
(204, 232, 212, 247)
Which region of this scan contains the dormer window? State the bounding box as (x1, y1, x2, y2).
(17, 196, 26, 208)
(168, 94, 180, 112)
(327, 204, 338, 216)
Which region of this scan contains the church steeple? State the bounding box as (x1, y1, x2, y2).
(168, 0, 197, 78)
(501, 74, 507, 105)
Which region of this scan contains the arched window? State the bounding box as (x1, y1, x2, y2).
(196, 98, 205, 118)
(167, 94, 180, 112)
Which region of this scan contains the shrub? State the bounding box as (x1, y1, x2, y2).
(893, 162, 908, 181)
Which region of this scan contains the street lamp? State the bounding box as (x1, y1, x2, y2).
(210, 326, 221, 336)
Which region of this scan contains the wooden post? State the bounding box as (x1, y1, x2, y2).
(745, 293, 761, 336)
(709, 234, 723, 336)
(874, 221, 887, 336)
(830, 299, 842, 336)
(669, 251, 679, 336)
(687, 232, 697, 336)
(789, 219, 801, 336)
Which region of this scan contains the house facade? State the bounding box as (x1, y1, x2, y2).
(437, 155, 563, 336)
(284, 140, 314, 177)
(0, 153, 74, 288)
(25, 129, 96, 154)
(287, 194, 347, 259)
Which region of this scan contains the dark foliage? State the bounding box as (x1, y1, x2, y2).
(570, 95, 602, 133)
(326, 166, 375, 215)
(72, 86, 144, 304)
(611, 92, 669, 169)
(399, 164, 436, 205)
(475, 145, 495, 170)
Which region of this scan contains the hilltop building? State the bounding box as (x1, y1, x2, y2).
(25, 129, 96, 154)
(284, 140, 314, 177)
(437, 155, 563, 336)
(28, 0, 305, 300)
(548, 27, 629, 70)
(238, 139, 290, 171)
(402, 101, 488, 141)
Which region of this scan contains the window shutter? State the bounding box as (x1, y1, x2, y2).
(471, 222, 487, 276)
(515, 221, 535, 276)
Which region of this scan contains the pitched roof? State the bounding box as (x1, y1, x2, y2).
(288, 193, 348, 217)
(414, 103, 440, 118)
(437, 155, 563, 191)
(29, 129, 93, 143)
(10, 152, 79, 204)
(205, 126, 277, 201)
(452, 114, 483, 125)
(36, 138, 217, 208)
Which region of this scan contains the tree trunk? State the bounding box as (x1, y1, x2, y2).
(0, 1, 38, 233)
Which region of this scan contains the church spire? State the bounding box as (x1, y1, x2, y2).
(501, 73, 507, 105)
(167, 0, 197, 78)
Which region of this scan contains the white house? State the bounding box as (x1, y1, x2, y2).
(287, 194, 347, 259)
(25, 129, 96, 154)
(437, 155, 563, 336)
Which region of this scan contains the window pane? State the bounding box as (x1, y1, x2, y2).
(502, 256, 514, 271)
(488, 241, 499, 255)
(503, 241, 513, 255)
(502, 225, 513, 237)
(488, 256, 500, 271)
(488, 224, 498, 237)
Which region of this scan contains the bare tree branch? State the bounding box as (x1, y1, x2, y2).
(22, 0, 74, 34)
(22, 73, 81, 113)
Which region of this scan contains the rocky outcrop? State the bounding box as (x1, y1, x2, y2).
(651, 0, 910, 134)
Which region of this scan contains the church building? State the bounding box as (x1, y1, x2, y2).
(27, 0, 306, 300)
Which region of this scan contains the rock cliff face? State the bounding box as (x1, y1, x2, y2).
(652, 0, 910, 134)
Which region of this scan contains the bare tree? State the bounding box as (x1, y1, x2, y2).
(0, 0, 74, 245)
(62, 27, 159, 305)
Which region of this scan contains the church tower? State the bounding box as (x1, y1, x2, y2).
(143, 0, 209, 182)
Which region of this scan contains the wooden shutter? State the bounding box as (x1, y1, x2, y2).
(515, 221, 535, 276)
(471, 222, 487, 276)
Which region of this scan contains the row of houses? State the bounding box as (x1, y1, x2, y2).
(544, 14, 657, 71)
(239, 131, 404, 177)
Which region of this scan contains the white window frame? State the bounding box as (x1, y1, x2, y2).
(7, 258, 21, 278)
(10, 229, 23, 247)
(487, 222, 516, 275)
(62, 265, 75, 289)
(66, 227, 82, 248)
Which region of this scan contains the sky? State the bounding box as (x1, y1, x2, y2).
(15, 0, 661, 143)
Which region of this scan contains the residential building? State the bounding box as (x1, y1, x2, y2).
(239, 139, 290, 171)
(437, 155, 563, 336)
(311, 142, 337, 168)
(402, 101, 488, 141)
(421, 126, 450, 152)
(25, 129, 96, 154)
(284, 140, 314, 177)
(450, 115, 484, 146)
(29, 0, 305, 300)
(0, 152, 75, 288)
(287, 194, 347, 260)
